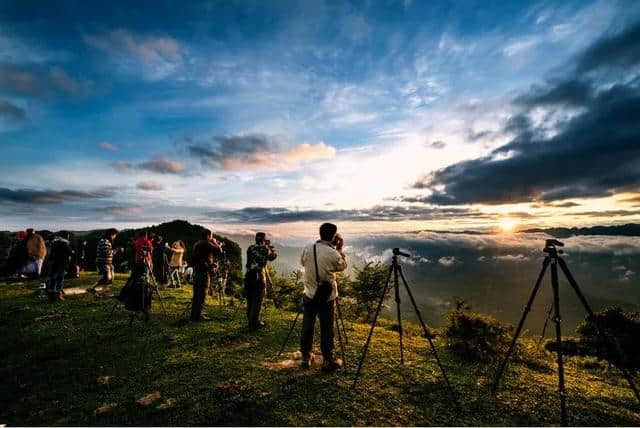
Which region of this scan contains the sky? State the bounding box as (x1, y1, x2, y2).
(1, 0, 640, 235)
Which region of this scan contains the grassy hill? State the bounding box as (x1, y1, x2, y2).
(1, 273, 639, 426)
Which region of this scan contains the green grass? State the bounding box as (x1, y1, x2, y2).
(1, 273, 639, 426)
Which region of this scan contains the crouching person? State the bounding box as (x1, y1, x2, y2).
(191, 229, 223, 322)
(245, 232, 277, 330)
(47, 232, 73, 302)
(300, 223, 347, 371)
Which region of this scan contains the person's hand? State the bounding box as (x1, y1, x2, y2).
(334, 234, 344, 251)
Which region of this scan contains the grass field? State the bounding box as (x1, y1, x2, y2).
(1, 272, 639, 426)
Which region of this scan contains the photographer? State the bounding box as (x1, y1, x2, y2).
(190, 229, 223, 322)
(244, 232, 277, 330)
(299, 223, 347, 371)
(91, 228, 119, 292)
(46, 231, 73, 302)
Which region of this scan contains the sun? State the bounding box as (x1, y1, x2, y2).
(499, 218, 518, 233)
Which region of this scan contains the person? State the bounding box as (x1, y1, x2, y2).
(46, 231, 73, 302)
(190, 229, 223, 322)
(299, 223, 347, 371)
(168, 240, 185, 288)
(3, 230, 28, 277)
(118, 230, 154, 317)
(244, 232, 277, 330)
(152, 235, 169, 285)
(17, 229, 47, 278)
(92, 228, 118, 292)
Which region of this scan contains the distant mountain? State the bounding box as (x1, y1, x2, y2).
(521, 223, 640, 238)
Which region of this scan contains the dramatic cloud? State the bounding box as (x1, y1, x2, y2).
(84, 29, 182, 80)
(0, 99, 25, 120)
(188, 134, 336, 170)
(411, 23, 640, 205)
(0, 187, 114, 204)
(0, 64, 91, 99)
(136, 181, 164, 191)
(99, 141, 118, 151)
(205, 205, 487, 223)
(112, 156, 185, 174)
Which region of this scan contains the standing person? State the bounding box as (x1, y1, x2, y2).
(244, 232, 277, 330)
(18, 229, 47, 278)
(91, 228, 118, 292)
(47, 232, 73, 302)
(299, 223, 347, 371)
(190, 229, 223, 322)
(152, 235, 169, 285)
(168, 240, 185, 288)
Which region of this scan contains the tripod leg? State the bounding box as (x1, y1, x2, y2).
(394, 263, 404, 365)
(352, 263, 394, 389)
(558, 258, 640, 404)
(154, 286, 168, 316)
(492, 257, 550, 393)
(278, 311, 301, 357)
(551, 260, 568, 426)
(336, 298, 349, 346)
(335, 307, 347, 372)
(538, 303, 554, 345)
(398, 265, 458, 407)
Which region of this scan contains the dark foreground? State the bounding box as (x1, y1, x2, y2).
(1, 273, 638, 426)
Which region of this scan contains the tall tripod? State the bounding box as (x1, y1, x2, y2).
(351, 248, 458, 407)
(277, 297, 349, 368)
(492, 239, 640, 425)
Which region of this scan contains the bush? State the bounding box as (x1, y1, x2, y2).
(349, 262, 392, 322)
(267, 267, 305, 310)
(576, 307, 640, 375)
(444, 300, 513, 361)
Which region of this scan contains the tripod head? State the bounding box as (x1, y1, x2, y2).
(392, 248, 411, 258)
(543, 239, 564, 256)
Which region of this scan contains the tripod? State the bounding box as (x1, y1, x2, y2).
(351, 248, 458, 406)
(277, 296, 349, 371)
(492, 239, 640, 425)
(107, 257, 167, 325)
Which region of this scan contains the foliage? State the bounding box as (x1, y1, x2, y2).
(266, 266, 305, 310)
(576, 307, 640, 375)
(444, 299, 513, 361)
(349, 261, 391, 322)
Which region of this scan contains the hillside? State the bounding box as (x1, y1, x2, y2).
(1, 273, 639, 426)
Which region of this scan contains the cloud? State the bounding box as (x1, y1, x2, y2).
(84, 29, 182, 80)
(410, 22, 640, 205)
(429, 140, 446, 149)
(112, 156, 185, 174)
(493, 254, 529, 262)
(575, 22, 640, 73)
(0, 99, 25, 120)
(136, 181, 164, 191)
(187, 134, 335, 170)
(99, 141, 118, 151)
(205, 205, 487, 224)
(438, 256, 456, 267)
(0, 64, 92, 99)
(0, 187, 114, 204)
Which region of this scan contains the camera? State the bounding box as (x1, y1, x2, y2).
(393, 247, 411, 257)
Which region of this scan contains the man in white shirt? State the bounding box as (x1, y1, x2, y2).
(299, 222, 347, 371)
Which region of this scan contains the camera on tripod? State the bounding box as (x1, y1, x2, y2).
(543, 239, 564, 255)
(392, 247, 411, 258)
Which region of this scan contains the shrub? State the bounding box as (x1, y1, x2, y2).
(576, 307, 640, 375)
(349, 262, 392, 322)
(444, 299, 513, 361)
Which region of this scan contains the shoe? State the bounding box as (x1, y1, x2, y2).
(301, 353, 315, 369)
(321, 358, 343, 372)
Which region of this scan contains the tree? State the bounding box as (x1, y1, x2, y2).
(350, 261, 391, 322)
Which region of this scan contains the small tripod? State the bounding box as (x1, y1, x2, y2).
(351, 248, 458, 406)
(107, 256, 167, 325)
(492, 239, 640, 425)
(277, 296, 349, 371)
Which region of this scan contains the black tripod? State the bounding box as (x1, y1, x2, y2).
(351, 248, 458, 405)
(107, 256, 167, 325)
(492, 239, 640, 425)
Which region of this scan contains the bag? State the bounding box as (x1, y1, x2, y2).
(311, 244, 333, 303)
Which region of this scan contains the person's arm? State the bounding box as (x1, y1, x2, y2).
(332, 249, 347, 273)
(267, 245, 277, 261)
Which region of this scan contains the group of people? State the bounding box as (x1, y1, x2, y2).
(5, 221, 348, 371)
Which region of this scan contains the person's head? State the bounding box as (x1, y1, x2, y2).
(172, 240, 183, 249)
(57, 231, 70, 240)
(319, 223, 338, 242)
(136, 229, 147, 239)
(26, 228, 34, 235)
(255, 232, 266, 244)
(201, 229, 212, 241)
(105, 228, 118, 241)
